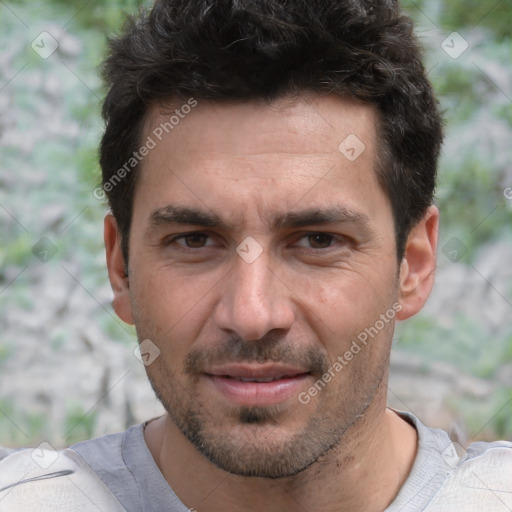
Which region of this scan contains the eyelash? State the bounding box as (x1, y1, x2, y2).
(163, 231, 347, 251)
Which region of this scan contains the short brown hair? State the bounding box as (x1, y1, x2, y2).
(99, 0, 443, 262)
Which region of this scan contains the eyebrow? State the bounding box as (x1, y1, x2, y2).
(149, 206, 229, 231)
(148, 205, 371, 232)
(269, 207, 370, 230)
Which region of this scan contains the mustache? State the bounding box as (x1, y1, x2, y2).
(184, 332, 330, 377)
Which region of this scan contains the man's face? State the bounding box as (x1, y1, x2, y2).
(120, 95, 402, 477)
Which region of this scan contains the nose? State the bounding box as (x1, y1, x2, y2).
(214, 250, 295, 341)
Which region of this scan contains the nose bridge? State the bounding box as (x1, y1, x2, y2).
(215, 249, 293, 340)
(237, 252, 272, 306)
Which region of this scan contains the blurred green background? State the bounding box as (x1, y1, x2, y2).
(0, 0, 511, 447)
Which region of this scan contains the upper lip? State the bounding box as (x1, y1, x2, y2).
(205, 363, 309, 379)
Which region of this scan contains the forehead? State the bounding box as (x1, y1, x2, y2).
(135, 94, 388, 228)
(144, 94, 376, 163)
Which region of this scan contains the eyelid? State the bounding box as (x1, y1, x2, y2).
(292, 231, 349, 249)
(164, 231, 216, 248)
(162, 230, 350, 250)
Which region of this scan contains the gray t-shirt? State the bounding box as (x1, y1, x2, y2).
(1, 411, 511, 511)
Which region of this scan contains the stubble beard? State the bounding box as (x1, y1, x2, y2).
(143, 336, 391, 479)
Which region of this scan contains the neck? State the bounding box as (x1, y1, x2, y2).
(145, 394, 417, 512)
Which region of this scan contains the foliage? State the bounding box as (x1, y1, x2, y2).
(64, 403, 98, 445)
(0, 399, 47, 447)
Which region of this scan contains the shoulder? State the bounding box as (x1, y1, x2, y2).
(69, 424, 150, 509)
(0, 442, 127, 511)
(425, 440, 512, 511)
(388, 411, 512, 512)
(70, 424, 143, 487)
(453, 439, 512, 488)
(0, 446, 15, 462)
(71, 429, 126, 471)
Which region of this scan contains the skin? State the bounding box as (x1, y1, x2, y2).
(105, 94, 439, 512)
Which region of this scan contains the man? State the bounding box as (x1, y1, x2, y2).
(1, 0, 511, 511)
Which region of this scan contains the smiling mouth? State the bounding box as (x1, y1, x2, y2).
(203, 366, 312, 406)
(214, 374, 308, 383)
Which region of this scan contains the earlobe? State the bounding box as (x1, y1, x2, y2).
(104, 214, 135, 325)
(396, 206, 439, 321)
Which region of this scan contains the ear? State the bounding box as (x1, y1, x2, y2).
(396, 205, 439, 321)
(104, 214, 134, 325)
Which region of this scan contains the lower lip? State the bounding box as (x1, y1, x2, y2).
(205, 374, 310, 406)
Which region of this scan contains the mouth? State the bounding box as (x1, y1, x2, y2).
(203, 364, 311, 406)
(225, 375, 299, 383)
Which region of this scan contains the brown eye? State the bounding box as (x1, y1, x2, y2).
(307, 233, 336, 249)
(180, 233, 209, 248)
(166, 232, 214, 249)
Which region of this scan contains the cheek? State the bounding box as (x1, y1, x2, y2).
(129, 268, 217, 357)
(132, 264, 208, 317)
(300, 265, 393, 314)
(304, 273, 397, 353)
